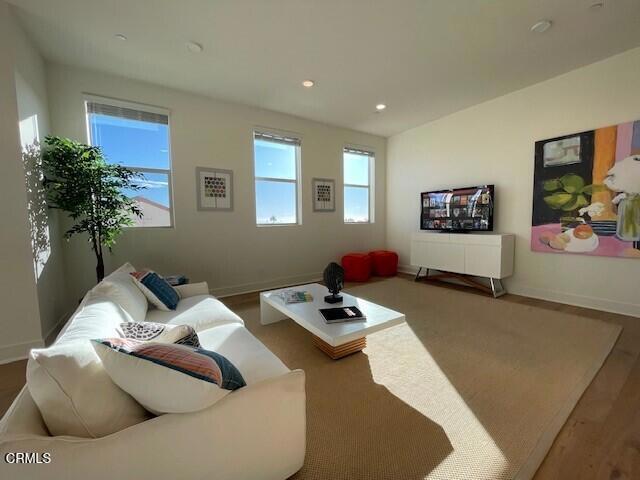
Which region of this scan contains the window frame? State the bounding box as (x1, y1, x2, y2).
(83, 94, 175, 229)
(343, 145, 375, 224)
(252, 128, 302, 227)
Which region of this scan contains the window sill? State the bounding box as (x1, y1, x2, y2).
(256, 223, 302, 228)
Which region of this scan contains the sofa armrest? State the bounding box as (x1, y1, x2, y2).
(174, 281, 210, 298)
(0, 370, 306, 480)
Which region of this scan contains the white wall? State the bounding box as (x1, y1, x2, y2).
(387, 46, 640, 317)
(0, 1, 44, 363)
(47, 64, 386, 304)
(12, 10, 68, 343)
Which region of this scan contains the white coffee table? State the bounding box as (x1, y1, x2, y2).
(260, 283, 405, 359)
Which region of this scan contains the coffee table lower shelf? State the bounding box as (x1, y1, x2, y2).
(312, 335, 366, 360)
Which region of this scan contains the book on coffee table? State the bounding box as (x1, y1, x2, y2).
(319, 306, 366, 324)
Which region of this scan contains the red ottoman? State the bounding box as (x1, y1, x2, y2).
(341, 253, 372, 282)
(369, 250, 399, 276)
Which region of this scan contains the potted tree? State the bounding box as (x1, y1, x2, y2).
(41, 136, 144, 282)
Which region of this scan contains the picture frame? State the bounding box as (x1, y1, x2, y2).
(531, 118, 640, 259)
(196, 167, 233, 211)
(312, 178, 335, 212)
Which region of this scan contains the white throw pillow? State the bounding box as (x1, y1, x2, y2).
(118, 322, 200, 347)
(92, 271, 148, 322)
(27, 341, 150, 438)
(93, 339, 246, 414)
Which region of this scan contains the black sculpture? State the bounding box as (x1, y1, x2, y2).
(323, 262, 344, 304)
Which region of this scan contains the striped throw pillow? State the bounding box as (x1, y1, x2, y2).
(130, 271, 180, 311)
(92, 338, 246, 414)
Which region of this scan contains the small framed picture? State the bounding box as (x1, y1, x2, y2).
(196, 167, 233, 211)
(312, 178, 335, 212)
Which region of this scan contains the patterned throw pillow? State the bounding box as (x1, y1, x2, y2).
(119, 322, 200, 348)
(130, 271, 180, 311)
(92, 338, 246, 414)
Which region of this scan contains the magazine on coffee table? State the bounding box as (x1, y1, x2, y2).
(280, 289, 313, 304)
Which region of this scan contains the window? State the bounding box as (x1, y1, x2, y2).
(85, 96, 173, 227)
(344, 147, 374, 223)
(253, 131, 301, 225)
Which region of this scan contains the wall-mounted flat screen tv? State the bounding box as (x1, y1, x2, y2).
(420, 185, 494, 232)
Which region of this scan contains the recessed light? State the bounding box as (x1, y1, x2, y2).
(375, 104, 387, 111)
(531, 20, 552, 33)
(114, 34, 127, 41)
(186, 41, 203, 53)
(302, 80, 315, 88)
(589, 2, 604, 11)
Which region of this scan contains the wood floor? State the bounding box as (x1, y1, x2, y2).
(1, 278, 638, 479)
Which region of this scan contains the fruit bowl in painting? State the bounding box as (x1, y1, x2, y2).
(539, 224, 599, 253)
(563, 227, 599, 253)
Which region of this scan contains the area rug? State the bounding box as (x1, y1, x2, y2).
(231, 277, 621, 480)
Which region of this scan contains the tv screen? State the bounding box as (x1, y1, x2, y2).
(420, 185, 494, 232)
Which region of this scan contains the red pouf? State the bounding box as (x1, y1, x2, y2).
(369, 250, 399, 276)
(341, 253, 372, 282)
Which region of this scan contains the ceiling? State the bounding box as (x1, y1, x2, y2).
(8, 0, 640, 137)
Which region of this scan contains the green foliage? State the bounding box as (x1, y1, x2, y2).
(543, 174, 606, 213)
(542, 178, 562, 192)
(41, 136, 145, 280)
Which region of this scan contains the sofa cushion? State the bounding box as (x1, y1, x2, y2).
(130, 271, 180, 311)
(119, 322, 200, 348)
(56, 296, 132, 345)
(93, 339, 246, 414)
(92, 271, 148, 322)
(26, 340, 150, 438)
(146, 295, 244, 332)
(197, 324, 289, 384)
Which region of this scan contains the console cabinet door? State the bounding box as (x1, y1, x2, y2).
(464, 245, 502, 278)
(438, 244, 465, 273)
(412, 236, 466, 273)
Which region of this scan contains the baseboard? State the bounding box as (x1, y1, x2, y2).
(399, 264, 640, 318)
(0, 338, 44, 365)
(507, 284, 640, 318)
(0, 310, 72, 365)
(212, 272, 323, 298)
(398, 264, 419, 275)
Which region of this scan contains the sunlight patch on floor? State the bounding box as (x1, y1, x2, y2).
(366, 324, 510, 480)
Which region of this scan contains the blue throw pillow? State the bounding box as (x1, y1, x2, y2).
(131, 271, 180, 310)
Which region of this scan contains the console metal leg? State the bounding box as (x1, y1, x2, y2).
(490, 278, 506, 298)
(414, 267, 422, 281)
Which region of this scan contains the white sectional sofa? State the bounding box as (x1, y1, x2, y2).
(0, 264, 306, 480)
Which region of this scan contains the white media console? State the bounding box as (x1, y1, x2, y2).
(410, 232, 515, 297)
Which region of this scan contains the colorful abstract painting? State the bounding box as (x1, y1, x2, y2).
(531, 120, 640, 259)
